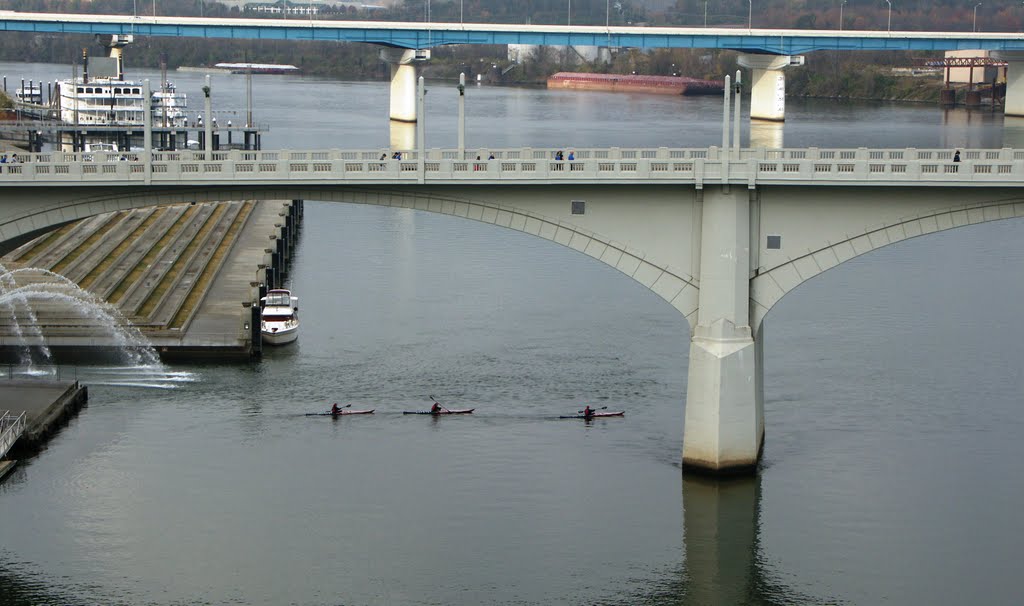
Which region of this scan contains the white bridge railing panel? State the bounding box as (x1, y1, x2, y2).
(3, 147, 1024, 185)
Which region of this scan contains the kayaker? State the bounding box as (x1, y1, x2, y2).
(583, 405, 594, 418)
(430, 402, 442, 414)
(331, 403, 341, 415)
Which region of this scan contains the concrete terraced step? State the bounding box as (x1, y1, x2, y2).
(147, 201, 248, 328)
(87, 205, 191, 301)
(116, 204, 218, 318)
(59, 208, 158, 285)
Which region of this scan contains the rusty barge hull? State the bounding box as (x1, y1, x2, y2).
(547, 72, 724, 96)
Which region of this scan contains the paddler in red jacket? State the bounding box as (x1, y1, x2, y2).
(431, 402, 442, 414)
(331, 403, 341, 415)
(583, 406, 594, 418)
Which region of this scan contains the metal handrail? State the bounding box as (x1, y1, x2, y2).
(0, 410, 27, 460)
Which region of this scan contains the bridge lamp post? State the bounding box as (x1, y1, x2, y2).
(840, 0, 846, 31)
(704, 0, 708, 27)
(747, 0, 752, 30)
(606, 0, 610, 28)
(974, 2, 982, 32)
(885, 0, 892, 31)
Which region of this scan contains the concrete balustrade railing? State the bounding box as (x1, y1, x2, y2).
(2, 147, 1023, 186)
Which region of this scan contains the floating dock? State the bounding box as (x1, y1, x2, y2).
(0, 377, 88, 482)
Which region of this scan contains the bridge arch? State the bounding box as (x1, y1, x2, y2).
(0, 186, 701, 323)
(751, 197, 1024, 328)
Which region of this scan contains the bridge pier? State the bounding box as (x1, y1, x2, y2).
(992, 51, 1024, 117)
(737, 54, 804, 122)
(683, 186, 764, 475)
(380, 48, 430, 123)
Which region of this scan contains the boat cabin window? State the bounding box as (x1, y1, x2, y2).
(263, 314, 293, 322)
(264, 294, 291, 306)
(86, 87, 94, 93)
(77, 87, 85, 93)
(133, 88, 140, 94)
(114, 88, 122, 94)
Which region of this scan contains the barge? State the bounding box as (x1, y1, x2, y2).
(547, 72, 724, 96)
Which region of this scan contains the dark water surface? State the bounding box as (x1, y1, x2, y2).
(1, 62, 1023, 605)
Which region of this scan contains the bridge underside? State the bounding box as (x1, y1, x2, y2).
(1, 181, 1022, 474)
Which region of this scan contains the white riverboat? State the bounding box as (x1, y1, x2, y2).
(260, 289, 299, 345)
(57, 35, 188, 129)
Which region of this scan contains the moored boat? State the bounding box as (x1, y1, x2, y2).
(260, 288, 299, 345)
(547, 72, 724, 96)
(214, 62, 300, 75)
(58, 36, 188, 130)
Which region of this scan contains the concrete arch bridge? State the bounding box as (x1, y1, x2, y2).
(1, 145, 1022, 474)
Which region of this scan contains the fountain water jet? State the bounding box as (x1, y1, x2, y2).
(0, 266, 161, 367)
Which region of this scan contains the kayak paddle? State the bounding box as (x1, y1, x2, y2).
(428, 394, 451, 413)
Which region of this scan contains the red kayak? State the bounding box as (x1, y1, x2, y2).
(403, 409, 475, 415)
(306, 409, 375, 416)
(559, 411, 625, 419)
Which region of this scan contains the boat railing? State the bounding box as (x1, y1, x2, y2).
(0, 411, 27, 460)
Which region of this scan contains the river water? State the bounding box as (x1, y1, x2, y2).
(1, 61, 1023, 605)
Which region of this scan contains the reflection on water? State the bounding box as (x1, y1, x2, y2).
(999, 115, 1024, 149)
(749, 121, 784, 149)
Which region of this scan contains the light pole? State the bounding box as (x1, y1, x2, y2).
(704, 0, 708, 27)
(974, 2, 982, 32)
(748, 0, 752, 30)
(885, 0, 892, 31)
(568, 0, 571, 26)
(460, 0, 463, 23)
(840, 0, 846, 31)
(606, 0, 610, 28)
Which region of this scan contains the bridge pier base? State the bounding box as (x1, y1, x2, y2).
(381, 48, 430, 123)
(737, 54, 804, 122)
(683, 187, 764, 475)
(992, 51, 1024, 117)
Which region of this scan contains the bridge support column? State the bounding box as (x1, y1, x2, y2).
(992, 51, 1024, 117)
(737, 54, 804, 122)
(381, 48, 431, 123)
(683, 187, 763, 475)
